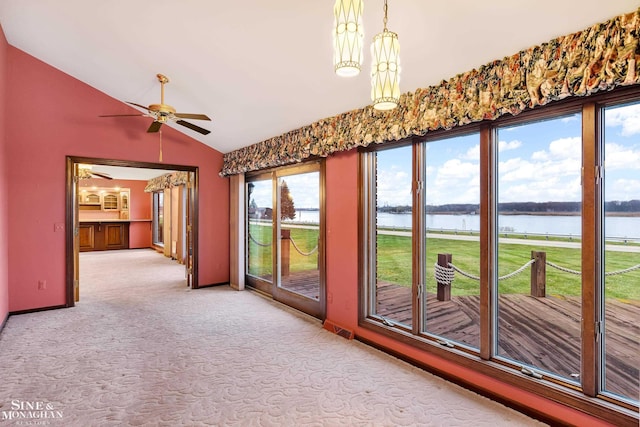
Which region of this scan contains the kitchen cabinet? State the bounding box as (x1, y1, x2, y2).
(79, 222, 130, 252)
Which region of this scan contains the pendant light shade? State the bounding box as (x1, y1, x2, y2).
(371, 0, 400, 111)
(333, 0, 364, 77)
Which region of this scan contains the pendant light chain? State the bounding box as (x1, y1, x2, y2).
(383, 0, 388, 32)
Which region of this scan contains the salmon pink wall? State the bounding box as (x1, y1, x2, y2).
(6, 47, 229, 312)
(0, 24, 8, 324)
(325, 149, 359, 329)
(79, 178, 152, 249)
(323, 149, 608, 426)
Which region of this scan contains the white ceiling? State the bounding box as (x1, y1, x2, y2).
(0, 1, 637, 156)
(83, 165, 175, 182)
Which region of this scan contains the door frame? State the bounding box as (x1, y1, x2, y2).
(65, 156, 200, 307)
(245, 160, 326, 320)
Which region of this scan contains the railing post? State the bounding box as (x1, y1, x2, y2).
(437, 253, 452, 302)
(281, 229, 290, 277)
(530, 250, 546, 297)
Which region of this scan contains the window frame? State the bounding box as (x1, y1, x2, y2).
(358, 86, 640, 424)
(152, 190, 164, 246)
(245, 159, 327, 320)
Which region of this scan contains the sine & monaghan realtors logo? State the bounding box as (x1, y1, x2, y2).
(1, 400, 64, 425)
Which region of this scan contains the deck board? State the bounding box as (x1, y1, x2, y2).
(373, 281, 639, 399)
(268, 272, 638, 399)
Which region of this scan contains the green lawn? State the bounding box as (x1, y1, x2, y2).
(377, 234, 639, 300)
(248, 224, 319, 277)
(249, 224, 639, 301)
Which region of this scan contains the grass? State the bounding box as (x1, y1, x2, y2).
(249, 223, 639, 301)
(248, 224, 319, 278)
(377, 234, 639, 300)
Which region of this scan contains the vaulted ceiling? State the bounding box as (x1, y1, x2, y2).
(0, 1, 636, 155)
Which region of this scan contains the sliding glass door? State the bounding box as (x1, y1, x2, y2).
(246, 162, 325, 319)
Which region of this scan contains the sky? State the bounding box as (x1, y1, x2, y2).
(377, 102, 640, 207)
(249, 172, 319, 210)
(248, 101, 640, 210)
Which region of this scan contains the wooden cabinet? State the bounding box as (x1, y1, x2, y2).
(79, 188, 130, 216)
(79, 222, 129, 252)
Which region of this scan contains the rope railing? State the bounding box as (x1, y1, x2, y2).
(290, 237, 318, 257)
(546, 260, 640, 277)
(498, 259, 537, 281)
(436, 259, 536, 286)
(436, 259, 640, 288)
(249, 233, 319, 257)
(605, 263, 640, 276)
(545, 260, 581, 275)
(248, 233, 271, 247)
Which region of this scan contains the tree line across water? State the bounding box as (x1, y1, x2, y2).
(378, 200, 640, 215)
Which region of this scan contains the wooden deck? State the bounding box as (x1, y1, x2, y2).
(375, 281, 639, 399)
(281, 270, 320, 300)
(268, 271, 638, 399)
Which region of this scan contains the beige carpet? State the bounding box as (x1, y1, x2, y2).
(0, 249, 546, 426)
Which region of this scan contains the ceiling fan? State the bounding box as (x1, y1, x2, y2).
(100, 73, 211, 135)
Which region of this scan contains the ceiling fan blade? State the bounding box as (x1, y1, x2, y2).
(90, 172, 113, 180)
(126, 101, 151, 111)
(147, 121, 163, 133)
(99, 114, 145, 117)
(176, 120, 211, 135)
(174, 113, 211, 121)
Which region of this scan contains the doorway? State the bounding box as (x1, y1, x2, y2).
(65, 156, 199, 306)
(246, 161, 326, 319)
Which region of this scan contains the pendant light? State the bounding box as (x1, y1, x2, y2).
(371, 0, 400, 110)
(333, 0, 364, 77)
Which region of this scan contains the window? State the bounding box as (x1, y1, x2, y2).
(360, 90, 640, 420)
(422, 134, 481, 349)
(602, 101, 640, 403)
(363, 133, 482, 348)
(496, 114, 582, 383)
(247, 178, 273, 282)
(371, 145, 413, 328)
(153, 191, 164, 246)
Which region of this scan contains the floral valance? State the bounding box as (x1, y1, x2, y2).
(144, 171, 190, 192)
(221, 8, 639, 177)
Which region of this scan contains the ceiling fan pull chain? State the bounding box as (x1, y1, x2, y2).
(159, 130, 163, 162)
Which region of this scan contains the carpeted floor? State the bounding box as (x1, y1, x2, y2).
(0, 249, 546, 426)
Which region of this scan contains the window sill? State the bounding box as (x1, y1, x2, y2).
(358, 317, 639, 427)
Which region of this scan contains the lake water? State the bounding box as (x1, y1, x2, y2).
(291, 210, 639, 239)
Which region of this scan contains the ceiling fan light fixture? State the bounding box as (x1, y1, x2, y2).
(371, 0, 400, 111)
(333, 0, 364, 77)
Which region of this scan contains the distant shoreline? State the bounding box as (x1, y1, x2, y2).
(422, 211, 640, 217)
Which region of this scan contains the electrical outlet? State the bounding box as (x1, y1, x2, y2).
(54, 223, 64, 232)
(38, 280, 47, 290)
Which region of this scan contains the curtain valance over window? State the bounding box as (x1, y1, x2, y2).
(221, 9, 639, 177)
(144, 171, 190, 192)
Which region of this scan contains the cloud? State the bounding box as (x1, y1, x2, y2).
(605, 178, 640, 201)
(464, 144, 480, 160)
(377, 168, 412, 206)
(248, 181, 273, 208)
(499, 136, 582, 201)
(606, 104, 640, 137)
(498, 139, 522, 152)
(426, 159, 480, 204)
(561, 115, 579, 124)
(605, 142, 640, 170)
